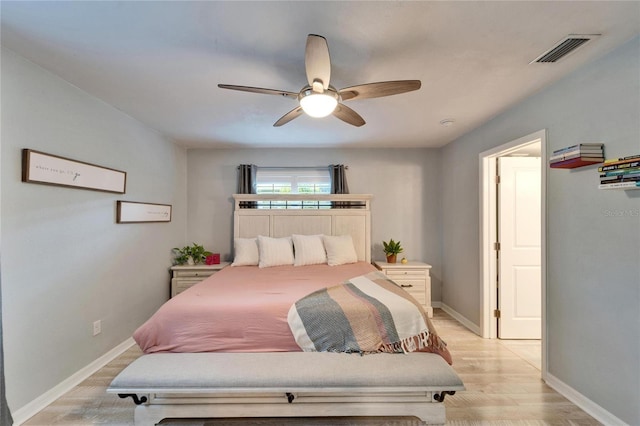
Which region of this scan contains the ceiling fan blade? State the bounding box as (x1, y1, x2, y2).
(332, 103, 365, 127)
(273, 106, 304, 127)
(305, 34, 331, 90)
(218, 84, 298, 100)
(339, 80, 421, 101)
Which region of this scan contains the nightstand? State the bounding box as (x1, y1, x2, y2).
(374, 260, 433, 317)
(170, 262, 230, 297)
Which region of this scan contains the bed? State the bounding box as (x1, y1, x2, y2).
(109, 194, 464, 425)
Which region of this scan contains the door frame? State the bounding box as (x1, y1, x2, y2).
(479, 129, 547, 377)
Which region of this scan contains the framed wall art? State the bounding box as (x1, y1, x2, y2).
(116, 201, 172, 223)
(22, 149, 126, 193)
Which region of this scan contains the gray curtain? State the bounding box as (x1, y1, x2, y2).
(237, 164, 258, 208)
(329, 164, 349, 208)
(1, 256, 13, 425)
(237, 164, 257, 194)
(329, 164, 349, 194)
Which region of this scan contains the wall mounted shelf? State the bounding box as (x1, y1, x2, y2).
(549, 143, 604, 169)
(549, 157, 603, 169)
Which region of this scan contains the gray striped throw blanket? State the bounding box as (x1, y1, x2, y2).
(287, 271, 452, 363)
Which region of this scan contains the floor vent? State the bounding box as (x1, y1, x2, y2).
(530, 34, 600, 63)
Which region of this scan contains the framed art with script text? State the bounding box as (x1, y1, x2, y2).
(117, 201, 172, 223)
(22, 149, 126, 193)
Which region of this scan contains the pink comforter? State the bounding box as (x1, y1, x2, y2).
(134, 262, 378, 353)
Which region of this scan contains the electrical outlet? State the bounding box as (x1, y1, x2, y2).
(93, 320, 101, 336)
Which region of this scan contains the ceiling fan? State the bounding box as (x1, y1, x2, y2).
(218, 34, 421, 127)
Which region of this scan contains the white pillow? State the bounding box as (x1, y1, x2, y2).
(257, 235, 294, 268)
(323, 234, 358, 266)
(292, 234, 327, 266)
(231, 238, 259, 266)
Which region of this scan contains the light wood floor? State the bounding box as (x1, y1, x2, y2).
(22, 310, 600, 425)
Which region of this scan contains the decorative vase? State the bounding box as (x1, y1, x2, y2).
(386, 254, 397, 264)
(187, 256, 195, 266)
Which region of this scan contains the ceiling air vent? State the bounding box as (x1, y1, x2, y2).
(530, 34, 600, 64)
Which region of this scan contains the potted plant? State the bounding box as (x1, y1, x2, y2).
(382, 239, 403, 264)
(173, 243, 212, 265)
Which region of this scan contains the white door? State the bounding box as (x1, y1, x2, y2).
(498, 157, 541, 339)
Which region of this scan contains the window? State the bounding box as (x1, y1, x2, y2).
(255, 168, 331, 209)
(255, 168, 331, 194)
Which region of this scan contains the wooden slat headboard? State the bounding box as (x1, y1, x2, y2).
(232, 194, 372, 262)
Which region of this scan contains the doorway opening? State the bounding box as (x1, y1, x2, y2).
(479, 129, 547, 378)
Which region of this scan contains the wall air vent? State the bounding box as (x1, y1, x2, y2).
(530, 34, 600, 64)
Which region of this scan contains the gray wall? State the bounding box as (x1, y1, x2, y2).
(440, 36, 640, 424)
(185, 148, 444, 301)
(1, 48, 188, 411)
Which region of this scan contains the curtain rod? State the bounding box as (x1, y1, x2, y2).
(237, 165, 348, 170)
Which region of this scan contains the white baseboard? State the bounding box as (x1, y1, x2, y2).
(545, 373, 627, 426)
(12, 337, 135, 425)
(438, 304, 625, 424)
(440, 302, 481, 336)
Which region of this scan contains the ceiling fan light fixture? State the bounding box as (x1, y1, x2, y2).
(299, 87, 338, 118)
(219, 35, 421, 127)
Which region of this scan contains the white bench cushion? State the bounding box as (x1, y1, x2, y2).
(109, 352, 463, 392)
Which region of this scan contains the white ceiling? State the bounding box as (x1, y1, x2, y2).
(2, 1, 639, 149)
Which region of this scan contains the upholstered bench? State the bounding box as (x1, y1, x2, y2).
(108, 352, 464, 426)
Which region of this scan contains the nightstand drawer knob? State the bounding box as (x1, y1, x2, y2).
(401, 284, 413, 288)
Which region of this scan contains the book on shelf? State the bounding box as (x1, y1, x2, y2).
(552, 143, 604, 155)
(600, 175, 640, 184)
(598, 160, 640, 172)
(549, 157, 603, 169)
(549, 152, 603, 162)
(598, 181, 640, 190)
(602, 154, 640, 164)
(552, 146, 603, 155)
(601, 166, 640, 176)
(550, 149, 603, 160)
(550, 144, 604, 165)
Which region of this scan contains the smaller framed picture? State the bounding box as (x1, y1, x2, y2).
(117, 201, 172, 224)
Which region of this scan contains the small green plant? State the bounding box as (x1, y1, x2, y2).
(382, 239, 403, 256)
(173, 243, 212, 265)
